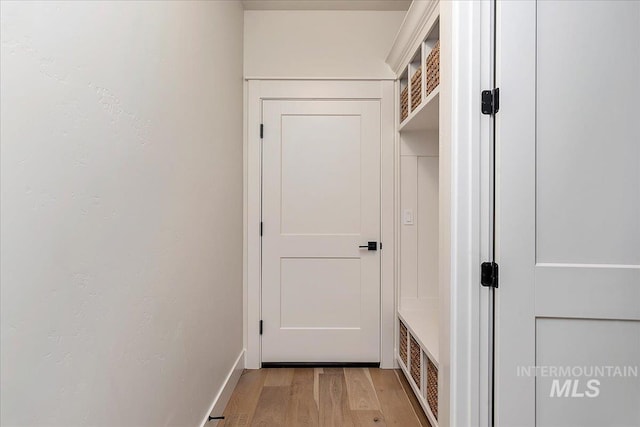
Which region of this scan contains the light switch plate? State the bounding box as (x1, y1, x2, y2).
(403, 209, 414, 225)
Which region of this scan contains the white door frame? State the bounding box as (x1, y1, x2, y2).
(244, 79, 396, 369)
(439, 1, 493, 426)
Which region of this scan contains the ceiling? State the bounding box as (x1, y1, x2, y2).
(242, 0, 412, 11)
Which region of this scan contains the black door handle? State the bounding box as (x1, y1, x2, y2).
(359, 241, 378, 251)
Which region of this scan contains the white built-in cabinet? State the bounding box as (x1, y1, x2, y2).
(387, 1, 444, 426)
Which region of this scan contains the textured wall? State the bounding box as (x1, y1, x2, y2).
(244, 10, 406, 78)
(0, 1, 244, 426)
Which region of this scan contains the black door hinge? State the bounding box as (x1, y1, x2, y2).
(481, 88, 500, 115)
(481, 262, 499, 288)
(259, 320, 263, 335)
(260, 124, 264, 139)
(260, 222, 263, 236)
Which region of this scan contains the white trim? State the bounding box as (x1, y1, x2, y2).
(536, 263, 640, 270)
(438, 2, 452, 423)
(386, 0, 440, 75)
(242, 0, 411, 12)
(199, 350, 245, 427)
(245, 76, 396, 81)
(245, 79, 396, 369)
(242, 80, 250, 365)
(380, 79, 397, 369)
(478, 0, 494, 426)
(447, 1, 491, 426)
(393, 79, 402, 371)
(246, 80, 262, 369)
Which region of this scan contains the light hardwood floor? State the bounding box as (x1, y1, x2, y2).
(219, 368, 431, 427)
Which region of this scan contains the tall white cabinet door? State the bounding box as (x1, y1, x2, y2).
(496, 1, 640, 426)
(261, 100, 381, 363)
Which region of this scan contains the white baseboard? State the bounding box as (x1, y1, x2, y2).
(199, 349, 245, 427)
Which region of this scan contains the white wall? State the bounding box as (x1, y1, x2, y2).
(244, 10, 406, 79)
(399, 133, 439, 305)
(0, 1, 244, 426)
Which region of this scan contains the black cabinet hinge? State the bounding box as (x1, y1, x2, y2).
(481, 262, 499, 288)
(260, 222, 263, 236)
(260, 124, 264, 139)
(259, 320, 263, 335)
(481, 88, 500, 115)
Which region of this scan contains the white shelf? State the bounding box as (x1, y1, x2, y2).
(398, 298, 439, 365)
(399, 86, 440, 132)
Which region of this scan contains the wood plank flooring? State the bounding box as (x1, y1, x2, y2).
(220, 368, 431, 427)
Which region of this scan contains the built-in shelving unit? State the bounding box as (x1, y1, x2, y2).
(388, 1, 442, 426)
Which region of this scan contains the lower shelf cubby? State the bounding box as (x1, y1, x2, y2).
(410, 335, 422, 387)
(426, 356, 438, 420)
(399, 320, 408, 367)
(397, 315, 438, 426)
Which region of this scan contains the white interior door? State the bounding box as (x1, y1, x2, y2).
(261, 100, 381, 363)
(496, 1, 640, 426)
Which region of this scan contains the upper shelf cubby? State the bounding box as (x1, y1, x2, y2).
(423, 19, 440, 100)
(397, 15, 440, 132)
(399, 67, 410, 123)
(409, 50, 422, 112)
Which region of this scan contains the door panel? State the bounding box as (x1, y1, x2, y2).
(280, 115, 362, 236)
(535, 266, 640, 320)
(497, 1, 640, 425)
(536, 319, 640, 427)
(261, 100, 381, 363)
(280, 257, 361, 329)
(535, 1, 640, 265)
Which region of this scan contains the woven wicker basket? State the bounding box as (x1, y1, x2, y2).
(425, 41, 440, 96)
(410, 336, 421, 387)
(399, 320, 408, 366)
(400, 86, 409, 122)
(427, 358, 438, 420)
(410, 66, 422, 111)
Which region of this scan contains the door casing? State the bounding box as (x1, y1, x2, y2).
(244, 80, 396, 369)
